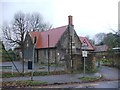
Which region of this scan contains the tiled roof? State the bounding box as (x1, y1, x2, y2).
(79, 37, 94, 51)
(29, 26, 67, 49)
(29, 26, 94, 51)
(29, 31, 42, 48)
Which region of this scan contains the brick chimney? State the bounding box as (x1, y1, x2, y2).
(68, 15, 73, 25)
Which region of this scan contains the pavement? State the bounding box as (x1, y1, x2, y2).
(2, 73, 101, 84)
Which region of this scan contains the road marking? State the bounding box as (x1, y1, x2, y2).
(75, 83, 100, 88)
(90, 83, 99, 86)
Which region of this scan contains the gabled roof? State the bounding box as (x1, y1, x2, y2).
(29, 26, 67, 49)
(29, 31, 42, 48)
(29, 26, 94, 51)
(79, 37, 94, 51)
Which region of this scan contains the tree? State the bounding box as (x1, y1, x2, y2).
(94, 32, 120, 49)
(2, 11, 52, 73)
(103, 33, 118, 49)
(108, 27, 120, 47)
(86, 35, 95, 45)
(94, 33, 106, 45)
(27, 12, 52, 31)
(2, 12, 27, 73)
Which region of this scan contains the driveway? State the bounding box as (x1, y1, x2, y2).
(99, 66, 119, 80)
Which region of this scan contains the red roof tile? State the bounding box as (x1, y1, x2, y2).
(79, 37, 94, 51)
(29, 26, 67, 49)
(40, 25, 67, 48)
(29, 31, 42, 48)
(29, 26, 94, 51)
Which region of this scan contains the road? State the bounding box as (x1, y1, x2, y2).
(98, 66, 119, 80)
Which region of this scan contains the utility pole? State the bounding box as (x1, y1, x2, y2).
(21, 45, 24, 73)
(83, 48, 86, 77)
(31, 36, 37, 81)
(70, 36, 73, 72)
(48, 34, 50, 73)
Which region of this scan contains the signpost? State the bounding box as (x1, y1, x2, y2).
(82, 51, 87, 57)
(82, 40, 88, 77)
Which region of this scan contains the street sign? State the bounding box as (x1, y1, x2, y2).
(82, 51, 87, 57)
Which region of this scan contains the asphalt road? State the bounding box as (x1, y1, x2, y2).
(99, 66, 119, 80)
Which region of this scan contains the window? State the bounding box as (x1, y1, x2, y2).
(72, 42, 75, 48)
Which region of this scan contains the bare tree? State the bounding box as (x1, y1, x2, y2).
(2, 12, 27, 73)
(94, 33, 106, 45)
(2, 11, 52, 73)
(27, 12, 52, 31)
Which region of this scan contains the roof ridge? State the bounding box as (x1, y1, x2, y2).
(40, 25, 67, 33)
(29, 25, 67, 33)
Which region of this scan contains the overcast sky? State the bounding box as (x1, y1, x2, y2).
(0, 0, 119, 39)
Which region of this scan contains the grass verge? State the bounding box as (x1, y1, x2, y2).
(1, 70, 66, 78)
(79, 76, 101, 82)
(2, 80, 48, 88)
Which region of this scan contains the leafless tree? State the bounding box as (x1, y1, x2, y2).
(2, 12, 27, 73)
(2, 11, 52, 73)
(27, 12, 52, 31)
(94, 33, 106, 45)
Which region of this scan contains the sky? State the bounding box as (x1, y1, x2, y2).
(0, 0, 119, 39)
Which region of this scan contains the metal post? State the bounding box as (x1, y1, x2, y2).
(22, 50, 24, 73)
(82, 40, 87, 77)
(31, 36, 36, 81)
(31, 44, 35, 81)
(83, 51, 86, 77)
(48, 34, 50, 73)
